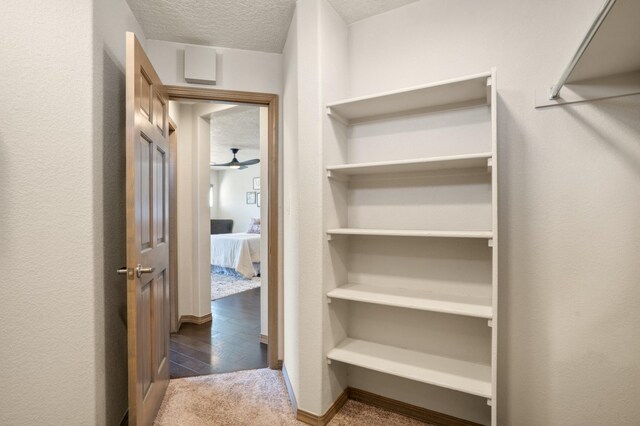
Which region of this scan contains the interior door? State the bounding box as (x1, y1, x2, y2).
(124, 31, 170, 426)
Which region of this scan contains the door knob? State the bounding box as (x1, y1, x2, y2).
(136, 264, 155, 278)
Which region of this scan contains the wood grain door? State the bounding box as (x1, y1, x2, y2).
(125, 32, 170, 426)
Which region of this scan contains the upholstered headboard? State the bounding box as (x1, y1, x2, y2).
(211, 219, 233, 235)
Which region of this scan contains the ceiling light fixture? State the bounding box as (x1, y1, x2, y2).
(210, 148, 259, 170)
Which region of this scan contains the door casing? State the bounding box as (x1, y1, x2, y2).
(167, 86, 280, 369)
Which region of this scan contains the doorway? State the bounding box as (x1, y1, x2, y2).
(166, 88, 279, 376)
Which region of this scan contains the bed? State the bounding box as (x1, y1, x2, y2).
(210, 232, 261, 278)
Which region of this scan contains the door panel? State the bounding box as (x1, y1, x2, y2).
(154, 147, 166, 244)
(139, 135, 152, 251)
(126, 32, 170, 426)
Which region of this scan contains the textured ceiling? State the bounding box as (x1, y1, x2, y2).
(127, 0, 420, 53)
(328, 0, 419, 24)
(210, 106, 260, 165)
(126, 0, 296, 53)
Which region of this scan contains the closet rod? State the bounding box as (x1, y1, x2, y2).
(549, 0, 617, 99)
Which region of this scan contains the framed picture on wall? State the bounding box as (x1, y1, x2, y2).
(246, 191, 256, 204)
(253, 177, 260, 190)
(257, 192, 261, 207)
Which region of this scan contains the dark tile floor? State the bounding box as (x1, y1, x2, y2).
(169, 287, 267, 378)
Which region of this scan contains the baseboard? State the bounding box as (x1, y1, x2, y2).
(281, 368, 476, 425)
(281, 363, 298, 415)
(348, 387, 481, 426)
(260, 334, 268, 344)
(296, 389, 348, 426)
(178, 313, 212, 328)
(119, 410, 128, 426)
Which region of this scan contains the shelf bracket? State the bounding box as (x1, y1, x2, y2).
(487, 398, 492, 407)
(326, 107, 349, 126)
(327, 170, 350, 183)
(327, 296, 332, 304)
(486, 76, 492, 105)
(488, 239, 494, 248)
(487, 157, 493, 173)
(327, 358, 332, 365)
(488, 319, 493, 328)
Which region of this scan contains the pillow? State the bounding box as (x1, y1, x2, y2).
(247, 218, 261, 234)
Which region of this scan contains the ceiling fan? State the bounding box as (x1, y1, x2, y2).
(210, 148, 260, 170)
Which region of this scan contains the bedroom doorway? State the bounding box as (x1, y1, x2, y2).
(166, 87, 279, 378)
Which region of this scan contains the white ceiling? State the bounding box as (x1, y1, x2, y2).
(209, 105, 261, 165)
(328, 0, 419, 25)
(126, 0, 420, 53)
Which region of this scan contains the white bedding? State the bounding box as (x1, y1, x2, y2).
(211, 233, 261, 278)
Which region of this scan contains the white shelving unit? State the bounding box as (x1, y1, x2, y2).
(325, 70, 498, 425)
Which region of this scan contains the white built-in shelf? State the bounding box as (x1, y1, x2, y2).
(327, 152, 492, 178)
(327, 228, 492, 239)
(327, 338, 492, 398)
(327, 72, 491, 124)
(327, 283, 492, 319)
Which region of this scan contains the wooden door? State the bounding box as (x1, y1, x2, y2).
(125, 32, 170, 426)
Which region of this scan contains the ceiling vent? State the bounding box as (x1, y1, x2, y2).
(184, 45, 217, 85)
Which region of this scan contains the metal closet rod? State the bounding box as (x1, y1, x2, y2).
(549, 0, 617, 100)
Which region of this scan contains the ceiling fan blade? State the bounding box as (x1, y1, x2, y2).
(210, 161, 234, 167)
(238, 158, 260, 166)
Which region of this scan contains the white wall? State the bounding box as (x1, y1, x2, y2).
(0, 0, 145, 424)
(146, 40, 282, 94)
(173, 102, 214, 320)
(282, 0, 333, 415)
(282, 7, 301, 402)
(258, 107, 270, 338)
(0, 2, 95, 424)
(347, 1, 640, 424)
(209, 170, 220, 219)
(153, 40, 284, 358)
(173, 102, 199, 318)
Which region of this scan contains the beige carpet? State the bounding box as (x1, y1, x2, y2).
(155, 368, 429, 425)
